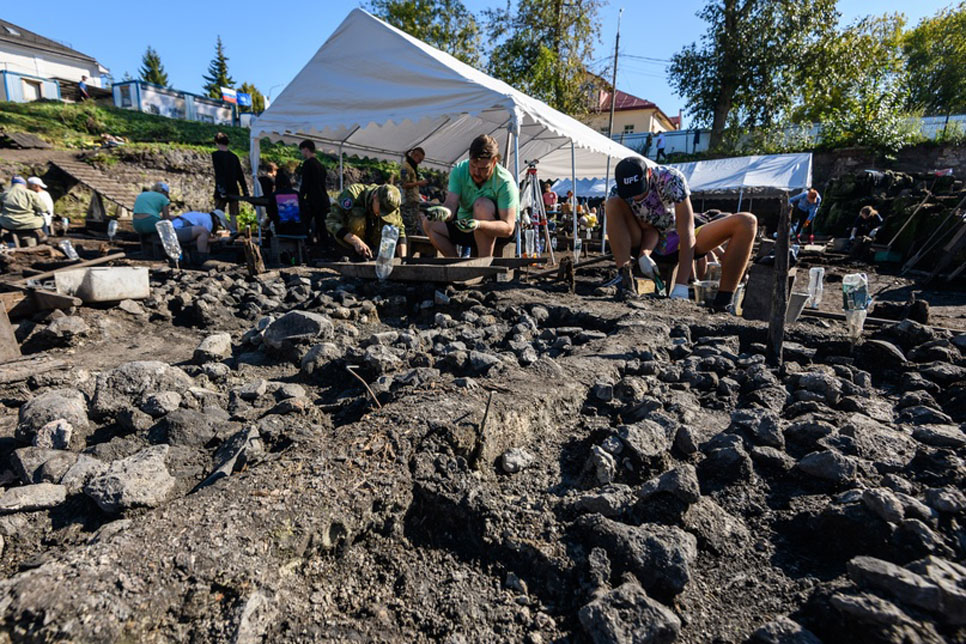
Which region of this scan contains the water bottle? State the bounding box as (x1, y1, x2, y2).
(107, 219, 118, 242)
(573, 237, 583, 262)
(156, 220, 183, 263)
(842, 273, 869, 311)
(524, 229, 535, 257)
(58, 240, 79, 260)
(61, 217, 70, 235)
(461, 245, 472, 258)
(807, 267, 825, 308)
(551, 236, 558, 251)
(536, 233, 545, 256)
(375, 224, 399, 280)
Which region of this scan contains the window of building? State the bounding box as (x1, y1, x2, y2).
(21, 78, 41, 101)
(623, 124, 635, 134)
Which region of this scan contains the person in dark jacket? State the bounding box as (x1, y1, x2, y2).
(298, 139, 331, 245)
(211, 131, 249, 231)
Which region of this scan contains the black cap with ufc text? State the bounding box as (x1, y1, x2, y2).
(615, 157, 648, 199)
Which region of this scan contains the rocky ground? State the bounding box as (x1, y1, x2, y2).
(0, 257, 964, 643)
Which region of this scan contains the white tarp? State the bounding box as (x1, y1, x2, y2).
(550, 177, 615, 198)
(670, 153, 812, 194)
(249, 8, 645, 180)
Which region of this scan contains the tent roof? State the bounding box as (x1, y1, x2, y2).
(250, 8, 645, 180)
(670, 153, 812, 195)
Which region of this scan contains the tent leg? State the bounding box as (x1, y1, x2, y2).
(249, 133, 262, 243)
(737, 188, 744, 212)
(571, 141, 577, 252)
(513, 126, 521, 258)
(339, 144, 345, 192)
(602, 158, 611, 255)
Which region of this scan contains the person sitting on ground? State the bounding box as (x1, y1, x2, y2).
(401, 147, 429, 236)
(27, 176, 54, 234)
(420, 134, 518, 258)
(327, 183, 407, 260)
(170, 209, 229, 264)
(132, 181, 173, 235)
(605, 156, 757, 310)
(212, 132, 248, 231)
(542, 182, 558, 211)
(0, 176, 47, 244)
(789, 188, 821, 239)
(849, 205, 884, 259)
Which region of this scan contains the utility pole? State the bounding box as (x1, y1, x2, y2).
(605, 8, 623, 143)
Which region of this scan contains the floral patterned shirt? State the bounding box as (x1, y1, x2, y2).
(610, 165, 690, 232)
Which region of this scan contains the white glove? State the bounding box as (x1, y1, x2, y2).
(670, 283, 690, 300)
(637, 254, 658, 278)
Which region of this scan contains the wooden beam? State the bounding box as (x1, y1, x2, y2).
(767, 197, 791, 366)
(798, 309, 963, 334)
(0, 302, 21, 363)
(30, 289, 82, 311)
(529, 253, 613, 279)
(11, 252, 127, 287)
(0, 355, 68, 384)
(0, 291, 34, 320)
(320, 260, 509, 284)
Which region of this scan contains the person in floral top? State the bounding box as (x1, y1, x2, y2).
(606, 156, 757, 310)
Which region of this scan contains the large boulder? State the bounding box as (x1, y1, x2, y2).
(83, 445, 177, 513)
(578, 582, 680, 644)
(90, 362, 194, 420)
(193, 333, 232, 363)
(262, 311, 334, 355)
(16, 389, 89, 450)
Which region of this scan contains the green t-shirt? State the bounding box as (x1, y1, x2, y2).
(133, 191, 170, 216)
(447, 160, 519, 220)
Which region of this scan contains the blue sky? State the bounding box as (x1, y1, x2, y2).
(5, 0, 955, 128)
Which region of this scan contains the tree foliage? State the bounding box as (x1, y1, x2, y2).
(238, 82, 266, 114)
(202, 36, 234, 100)
(367, 0, 482, 67)
(139, 46, 169, 87)
(669, 0, 836, 149)
(904, 3, 966, 121)
(484, 0, 604, 114)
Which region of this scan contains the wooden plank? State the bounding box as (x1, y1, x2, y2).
(530, 253, 613, 279)
(798, 308, 962, 333)
(320, 261, 509, 284)
(399, 256, 547, 269)
(0, 302, 21, 363)
(0, 355, 68, 384)
(0, 291, 34, 320)
(30, 289, 82, 311)
(767, 197, 791, 366)
(12, 252, 127, 286)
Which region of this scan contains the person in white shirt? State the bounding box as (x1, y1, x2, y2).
(27, 177, 54, 233)
(655, 132, 667, 162)
(170, 209, 229, 262)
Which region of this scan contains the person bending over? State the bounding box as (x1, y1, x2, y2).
(421, 134, 518, 258)
(171, 209, 229, 264)
(132, 181, 173, 235)
(327, 183, 407, 260)
(605, 157, 757, 310)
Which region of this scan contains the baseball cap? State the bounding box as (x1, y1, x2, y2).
(153, 181, 170, 194)
(211, 209, 230, 230)
(614, 157, 648, 200)
(11, 176, 26, 185)
(374, 185, 401, 220)
(27, 176, 47, 189)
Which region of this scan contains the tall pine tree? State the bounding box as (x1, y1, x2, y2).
(202, 36, 234, 99)
(139, 46, 169, 86)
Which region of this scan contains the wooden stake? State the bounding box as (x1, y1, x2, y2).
(767, 195, 791, 366)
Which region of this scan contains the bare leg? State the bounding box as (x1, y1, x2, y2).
(605, 196, 643, 268)
(695, 212, 757, 292)
(471, 197, 500, 257)
(425, 219, 458, 257)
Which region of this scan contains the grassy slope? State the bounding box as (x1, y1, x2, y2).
(0, 100, 396, 174)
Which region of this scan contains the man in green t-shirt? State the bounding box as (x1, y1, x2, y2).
(421, 134, 518, 257)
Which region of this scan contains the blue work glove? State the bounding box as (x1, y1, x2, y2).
(670, 283, 690, 300)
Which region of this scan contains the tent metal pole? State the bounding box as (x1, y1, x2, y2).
(249, 132, 263, 243)
(339, 143, 344, 191)
(571, 140, 577, 250)
(513, 126, 521, 257)
(737, 188, 744, 212)
(602, 157, 611, 254)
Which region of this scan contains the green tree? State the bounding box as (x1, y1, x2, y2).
(238, 82, 266, 114)
(484, 0, 604, 114)
(904, 3, 966, 132)
(139, 46, 169, 87)
(202, 36, 234, 100)
(669, 0, 837, 149)
(367, 0, 482, 67)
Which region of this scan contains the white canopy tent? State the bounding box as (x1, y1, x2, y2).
(670, 153, 812, 210)
(550, 177, 615, 198)
(249, 8, 646, 251)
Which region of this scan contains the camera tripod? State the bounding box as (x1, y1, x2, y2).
(520, 160, 556, 265)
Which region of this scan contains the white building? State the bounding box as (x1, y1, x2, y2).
(0, 18, 109, 102)
(112, 80, 236, 127)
